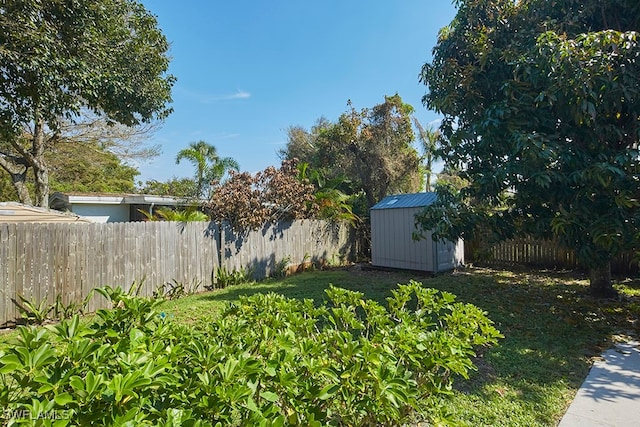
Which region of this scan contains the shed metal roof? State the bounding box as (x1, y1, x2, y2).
(370, 192, 437, 210)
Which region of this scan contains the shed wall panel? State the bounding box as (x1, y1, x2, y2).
(371, 207, 434, 271)
(436, 237, 465, 273)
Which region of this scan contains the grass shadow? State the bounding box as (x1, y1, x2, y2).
(428, 267, 640, 426)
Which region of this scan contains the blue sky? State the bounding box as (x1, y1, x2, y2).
(138, 0, 457, 183)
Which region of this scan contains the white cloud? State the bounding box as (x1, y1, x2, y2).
(210, 132, 240, 140)
(176, 87, 251, 103)
(227, 90, 251, 100)
(206, 90, 251, 103)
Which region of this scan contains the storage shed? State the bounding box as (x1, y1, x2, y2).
(370, 193, 464, 273)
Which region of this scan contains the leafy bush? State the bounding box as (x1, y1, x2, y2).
(11, 294, 55, 325)
(12, 291, 95, 326)
(153, 279, 201, 300)
(215, 266, 254, 288)
(0, 281, 501, 426)
(208, 159, 319, 231)
(272, 256, 291, 279)
(138, 206, 209, 222)
(54, 291, 94, 321)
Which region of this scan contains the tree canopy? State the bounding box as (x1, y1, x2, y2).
(416, 0, 640, 296)
(0, 141, 140, 200)
(413, 117, 441, 192)
(280, 94, 422, 212)
(0, 0, 174, 206)
(208, 159, 318, 231)
(137, 177, 197, 199)
(47, 142, 139, 194)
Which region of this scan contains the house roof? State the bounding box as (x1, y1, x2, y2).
(49, 192, 189, 210)
(0, 202, 92, 223)
(370, 192, 438, 210)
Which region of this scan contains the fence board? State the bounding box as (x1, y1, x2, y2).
(0, 224, 10, 322)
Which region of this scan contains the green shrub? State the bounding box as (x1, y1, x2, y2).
(215, 266, 254, 288)
(0, 281, 501, 426)
(12, 294, 55, 325)
(54, 291, 94, 321)
(272, 256, 291, 279)
(153, 279, 201, 301)
(12, 291, 95, 326)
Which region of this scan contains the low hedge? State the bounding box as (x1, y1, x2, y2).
(0, 281, 501, 426)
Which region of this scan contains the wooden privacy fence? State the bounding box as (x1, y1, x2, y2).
(0, 220, 356, 325)
(465, 236, 639, 274)
(221, 220, 355, 278)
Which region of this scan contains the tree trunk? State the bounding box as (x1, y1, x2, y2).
(33, 165, 50, 207)
(11, 171, 33, 205)
(588, 261, 617, 298)
(0, 154, 33, 205)
(32, 118, 51, 207)
(425, 153, 433, 192)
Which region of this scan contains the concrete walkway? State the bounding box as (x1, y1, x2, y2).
(558, 340, 640, 427)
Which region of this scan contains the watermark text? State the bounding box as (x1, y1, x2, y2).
(2, 409, 72, 421)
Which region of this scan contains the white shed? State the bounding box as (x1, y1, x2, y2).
(370, 193, 464, 273)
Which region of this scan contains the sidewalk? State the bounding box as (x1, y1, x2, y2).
(558, 340, 640, 427)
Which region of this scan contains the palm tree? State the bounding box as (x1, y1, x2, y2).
(413, 118, 441, 192)
(297, 162, 360, 224)
(175, 140, 239, 199)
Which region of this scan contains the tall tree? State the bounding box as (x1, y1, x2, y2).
(280, 95, 422, 210)
(413, 118, 441, 192)
(417, 0, 640, 297)
(336, 95, 422, 208)
(175, 140, 239, 199)
(0, 170, 18, 201)
(0, 0, 174, 207)
(0, 110, 159, 201)
(278, 118, 332, 165)
(47, 141, 140, 194)
(55, 111, 162, 164)
(297, 162, 360, 224)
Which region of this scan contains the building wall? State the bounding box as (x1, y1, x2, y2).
(70, 204, 130, 223)
(435, 237, 465, 272)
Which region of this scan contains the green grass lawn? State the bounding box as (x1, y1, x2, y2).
(159, 265, 640, 426)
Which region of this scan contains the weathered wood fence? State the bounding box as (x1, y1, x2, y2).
(465, 236, 639, 275)
(0, 220, 356, 325)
